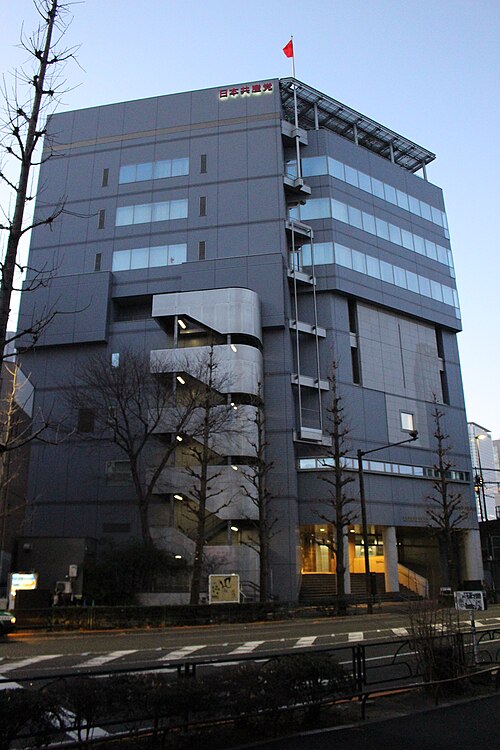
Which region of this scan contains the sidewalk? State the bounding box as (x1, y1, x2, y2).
(241, 693, 500, 749)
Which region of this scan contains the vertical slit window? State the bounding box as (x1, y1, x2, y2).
(102, 168, 109, 187)
(98, 209, 106, 229)
(198, 240, 206, 260)
(199, 196, 207, 217)
(94, 253, 102, 272)
(200, 154, 207, 174)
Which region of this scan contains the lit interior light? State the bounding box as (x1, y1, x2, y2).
(174, 494, 183, 500)
(230, 402, 235, 406)
(231, 464, 238, 471)
(349, 529, 356, 534)
(178, 318, 187, 329)
(231, 526, 239, 532)
(230, 343, 237, 352)
(176, 435, 183, 442)
(319, 528, 326, 532)
(233, 406, 238, 410)
(174, 554, 182, 559)
(176, 375, 186, 385)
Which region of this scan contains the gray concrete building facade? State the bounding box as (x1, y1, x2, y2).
(16, 78, 482, 600)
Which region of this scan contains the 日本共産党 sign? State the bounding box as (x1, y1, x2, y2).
(219, 82, 273, 99)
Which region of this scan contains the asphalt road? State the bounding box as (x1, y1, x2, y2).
(1, 605, 499, 684)
(239, 694, 500, 750)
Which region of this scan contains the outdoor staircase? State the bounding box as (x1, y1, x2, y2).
(299, 573, 420, 604)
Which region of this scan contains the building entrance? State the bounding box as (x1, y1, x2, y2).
(300, 525, 335, 573)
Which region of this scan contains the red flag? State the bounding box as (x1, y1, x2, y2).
(283, 39, 294, 58)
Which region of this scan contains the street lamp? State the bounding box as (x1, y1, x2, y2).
(357, 430, 418, 614)
(475, 434, 488, 523)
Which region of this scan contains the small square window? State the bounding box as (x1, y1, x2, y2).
(400, 412, 415, 432)
(78, 408, 95, 433)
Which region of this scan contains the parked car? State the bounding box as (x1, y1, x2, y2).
(0, 610, 16, 636)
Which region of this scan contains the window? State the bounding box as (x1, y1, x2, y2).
(78, 408, 95, 433)
(200, 154, 207, 174)
(105, 461, 132, 485)
(115, 199, 188, 227)
(400, 412, 415, 432)
(198, 240, 206, 260)
(111, 352, 120, 368)
(102, 168, 109, 187)
(199, 196, 207, 217)
(94, 253, 102, 272)
(119, 157, 189, 184)
(112, 243, 187, 272)
(98, 209, 106, 229)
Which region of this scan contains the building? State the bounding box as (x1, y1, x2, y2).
(15, 78, 482, 601)
(0, 357, 34, 599)
(493, 439, 500, 519)
(468, 423, 497, 521)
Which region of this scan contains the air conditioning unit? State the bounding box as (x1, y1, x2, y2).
(55, 581, 72, 594)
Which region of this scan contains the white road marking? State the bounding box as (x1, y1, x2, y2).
(348, 632, 364, 642)
(0, 654, 61, 673)
(294, 636, 317, 648)
(79, 650, 137, 668)
(0, 677, 22, 690)
(160, 645, 206, 661)
(229, 640, 265, 655)
(392, 628, 409, 637)
(57, 707, 110, 740)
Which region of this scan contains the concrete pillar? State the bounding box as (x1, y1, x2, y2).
(343, 530, 351, 594)
(463, 529, 484, 582)
(382, 526, 399, 592)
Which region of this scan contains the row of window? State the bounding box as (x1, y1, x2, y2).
(293, 241, 460, 313)
(115, 199, 188, 226)
(112, 243, 187, 272)
(119, 158, 189, 184)
(286, 156, 449, 235)
(289, 198, 453, 269)
(298, 456, 470, 482)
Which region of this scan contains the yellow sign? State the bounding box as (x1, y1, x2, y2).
(209, 574, 240, 604)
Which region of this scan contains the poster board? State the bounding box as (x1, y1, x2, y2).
(454, 590, 485, 611)
(209, 574, 240, 604)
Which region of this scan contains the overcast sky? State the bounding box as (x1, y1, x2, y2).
(2, 0, 499, 436)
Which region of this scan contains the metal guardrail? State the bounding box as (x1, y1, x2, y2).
(1, 629, 499, 748)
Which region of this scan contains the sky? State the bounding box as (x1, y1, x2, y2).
(1, 0, 499, 436)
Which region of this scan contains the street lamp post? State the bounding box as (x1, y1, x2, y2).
(475, 434, 488, 522)
(357, 430, 418, 614)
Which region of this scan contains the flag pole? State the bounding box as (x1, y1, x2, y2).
(290, 35, 301, 179)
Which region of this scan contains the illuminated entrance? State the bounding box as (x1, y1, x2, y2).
(300, 524, 385, 574)
(300, 525, 335, 573)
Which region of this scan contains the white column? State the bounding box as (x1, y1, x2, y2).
(382, 526, 399, 592)
(343, 530, 351, 594)
(463, 529, 484, 582)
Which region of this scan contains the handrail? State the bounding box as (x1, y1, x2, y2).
(398, 563, 429, 598)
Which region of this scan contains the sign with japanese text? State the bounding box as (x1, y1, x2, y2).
(209, 574, 240, 603)
(454, 591, 485, 611)
(219, 82, 273, 99)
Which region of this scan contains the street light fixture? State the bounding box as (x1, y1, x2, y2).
(357, 430, 418, 614)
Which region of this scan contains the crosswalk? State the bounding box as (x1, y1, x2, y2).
(1, 618, 499, 683)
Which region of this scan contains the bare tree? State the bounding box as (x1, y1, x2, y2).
(68, 348, 213, 547)
(317, 362, 357, 613)
(239, 386, 277, 602)
(180, 347, 236, 605)
(0, 0, 77, 358)
(426, 398, 470, 590)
